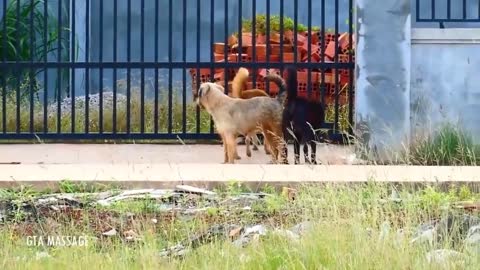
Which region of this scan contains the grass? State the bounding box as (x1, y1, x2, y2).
(0, 78, 352, 136)
(0, 183, 479, 269)
(404, 124, 480, 166)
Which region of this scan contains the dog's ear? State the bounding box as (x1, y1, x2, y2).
(198, 83, 211, 98)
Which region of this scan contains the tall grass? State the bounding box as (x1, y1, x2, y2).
(0, 0, 68, 96)
(405, 124, 479, 166)
(0, 79, 352, 136)
(0, 183, 478, 269)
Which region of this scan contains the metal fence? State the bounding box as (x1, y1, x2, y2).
(0, 0, 355, 143)
(416, 0, 480, 27)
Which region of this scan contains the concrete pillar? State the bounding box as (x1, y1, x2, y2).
(355, 0, 411, 163)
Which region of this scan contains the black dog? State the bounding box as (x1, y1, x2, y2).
(267, 67, 325, 164)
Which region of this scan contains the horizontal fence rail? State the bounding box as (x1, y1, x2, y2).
(416, 0, 480, 27)
(0, 0, 355, 143)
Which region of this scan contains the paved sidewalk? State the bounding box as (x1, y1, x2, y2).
(0, 144, 356, 165)
(1, 144, 479, 189)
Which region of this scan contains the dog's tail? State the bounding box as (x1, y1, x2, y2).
(232, 67, 249, 98)
(265, 73, 287, 103)
(285, 66, 297, 100)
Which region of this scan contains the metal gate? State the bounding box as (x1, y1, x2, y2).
(0, 0, 355, 142)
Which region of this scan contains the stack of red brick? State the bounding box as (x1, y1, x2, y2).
(190, 30, 355, 103)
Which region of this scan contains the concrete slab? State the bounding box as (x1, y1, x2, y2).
(0, 144, 479, 189)
(0, 143, 356, 165)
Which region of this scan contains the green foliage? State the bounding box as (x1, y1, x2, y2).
(241, 14, 317, 35)
(407, 124, 479, 166)
(0, 0, 70, 96)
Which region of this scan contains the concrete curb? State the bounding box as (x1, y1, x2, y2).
(1, 164, 480, 189)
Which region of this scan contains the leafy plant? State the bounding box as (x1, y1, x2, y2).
(241, 14, 315, 35)
(0, 0, 70, 97)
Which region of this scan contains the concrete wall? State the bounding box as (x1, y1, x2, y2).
(411, 29, 480, 144)
(355, 0, 411, 161)
(356, 0, 480, 161)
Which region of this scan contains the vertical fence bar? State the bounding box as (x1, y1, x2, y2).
(194, 0, 201, 134)
(113, 0, 117, 133)
(154, 0, 159, 134)
(348, 0, 354, 134)
(280, 0, 285, 76)
(320, 0, 326, 106)
(140, 0, 145, 133)
(416, 0, 420, 21)
(43, 0, 48, 133)
(463, 0, 467, 20)
(168, 0, 173, 134)
(85, 0, 90, 133)
(447, 0, 451, 19)
(307, 0, 312, 100)
(266, 0, 271, 94)
(209, 0, 214, 134)
(334, 0, 340, 131)
(57, 0, 63, 133)
(29, 0, 35, 133)
(238, 0, 243, 62)
(16, 0, 20, 133)
(127, 0, 131, 134)
(2, 0, 7, 133)
(293, 0, 298, 67)
(223, 0, 228, 95)
(252, 0, 257, 86)
(431, 0, 435, 20)
(188, 0, 194, 134)
(279, 0, 284, 69)
(99, 0, 104, 133)
(71, 0, 76, 133)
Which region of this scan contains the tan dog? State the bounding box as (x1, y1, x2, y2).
(195, 82, 287, 164)
(231, 67, 271, 158)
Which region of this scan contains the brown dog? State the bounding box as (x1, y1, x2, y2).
(195, 82, 287, 164)
(231, 67, 271, 158)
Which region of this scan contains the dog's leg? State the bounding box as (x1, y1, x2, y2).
(310, 141, 318, 165)
(293, 140, 300, 164)
(263, 137, 271, 155)
(225, 133, 237, 164)
(251, 134, 259, 151)
(245, 135, 252, 157)
(263, 129, 279, 164)
(303, 143, 310, 164)
(219, 132, 228, 164)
